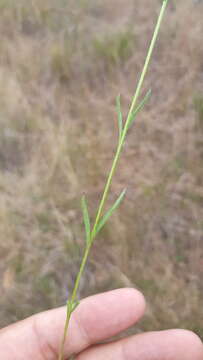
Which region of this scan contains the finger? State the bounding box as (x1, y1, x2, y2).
(76, 329, 203, 360)
(0, 288, 145, 360)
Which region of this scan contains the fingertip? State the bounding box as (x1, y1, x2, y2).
(126, 287, 146, 315)
(169, 329, 203, 359)
(116, 287, 146, 322)
(76, 287, 146, 344)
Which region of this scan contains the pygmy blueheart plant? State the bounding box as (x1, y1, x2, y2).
(58, 1, 169, 359)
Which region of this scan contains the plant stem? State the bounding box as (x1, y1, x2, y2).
(92, 0, 168, 238)
(58, 309, 72, 360)
(58, 244, 91, 360)
(58, 1, 169, 359)
(127, 0, 168, 119)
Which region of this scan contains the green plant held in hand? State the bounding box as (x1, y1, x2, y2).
(58, 1, 169, 359)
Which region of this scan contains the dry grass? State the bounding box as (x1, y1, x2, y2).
(0, 0, 203, 339)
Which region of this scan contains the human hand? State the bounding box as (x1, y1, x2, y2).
(0, 288, 202, 359)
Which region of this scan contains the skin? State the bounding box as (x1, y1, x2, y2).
(0, 288, 202, 360)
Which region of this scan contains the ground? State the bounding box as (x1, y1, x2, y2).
(0, 0, 203, 339)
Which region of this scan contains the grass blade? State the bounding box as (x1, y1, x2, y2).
(127, 89, 151, 131)
(95, 189, 126, 235)
(116, 94, 123, 141)
(81, 195, 91, 245)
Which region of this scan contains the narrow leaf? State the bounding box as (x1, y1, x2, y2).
(95, 189, 126, 235)
(116, 94, 123, 141)
(127, 89, 151, 131)
(72, 300, 80, 312)
(66, 300, 80, 314)
(81, 195, 91, 245)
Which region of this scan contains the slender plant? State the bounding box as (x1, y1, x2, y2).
(58, 1, 169, 359)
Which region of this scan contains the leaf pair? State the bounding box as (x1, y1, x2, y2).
(116, 89, 151, 137)
(81, 189, 126, 244)
(67, 299, 80, 314)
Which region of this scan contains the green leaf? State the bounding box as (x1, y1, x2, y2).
(67, 300, 80, 314)
(116, 94, 123, 141)
(127, 89, 151, 131)
(95, 189, 126, 235)
(81, 195, 91, 245)
(71, 300, 80, 312)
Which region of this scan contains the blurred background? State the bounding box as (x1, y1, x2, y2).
(0, 0, 203, 339)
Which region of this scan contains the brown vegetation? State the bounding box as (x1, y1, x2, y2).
(0, 0, 203, 339)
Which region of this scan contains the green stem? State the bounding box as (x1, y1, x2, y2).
(126, 0, 168, 121)
(58, 1, 169, 359)
(92, 0, 168, 237)
(91, 140, 123, 239)
(71, 244, 91, 302)
(58, 309, 72, 360)
(58, 244, 91, 360)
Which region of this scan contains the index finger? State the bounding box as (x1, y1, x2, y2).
(0, 288, 145, 359)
